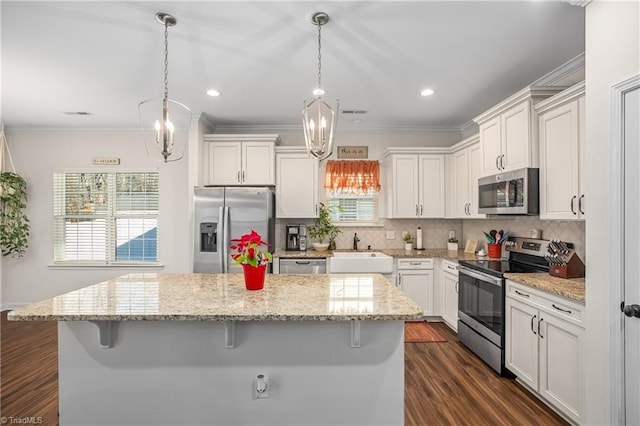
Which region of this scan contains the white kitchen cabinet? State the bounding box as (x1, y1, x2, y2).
(397, 258, 434, 316)
(204, 134, 278, 186)
(536, 82, 586, 220)
(275, 148, 319, 218)
(505, 280, 584, 424)
(440, 260, 459, 331)
(474, 87, 564, 177)
(384, 151, 444, 218)
(451, 135, 485, 218)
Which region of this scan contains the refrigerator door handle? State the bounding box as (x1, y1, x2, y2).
(218, 207, 225, 273)
(223, 206, 230, 273)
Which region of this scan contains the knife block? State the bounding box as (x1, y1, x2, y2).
(549, 252, 585, 279)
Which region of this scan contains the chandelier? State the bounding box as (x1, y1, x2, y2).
(302, 12, 339, 161)
(138, 12, 191, 163)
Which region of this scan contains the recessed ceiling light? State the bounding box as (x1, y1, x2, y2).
(420, 88, 435, 97)
(206, 89, 221, 97)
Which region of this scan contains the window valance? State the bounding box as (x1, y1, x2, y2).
(324, 160, 381, 194)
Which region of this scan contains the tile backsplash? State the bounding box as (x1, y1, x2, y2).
(462, 217, 586, 261)
(277, 217, 586, 262)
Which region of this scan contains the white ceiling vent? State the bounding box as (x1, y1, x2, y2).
(341, 110, 368, 115)
(62, 111, 93, 116)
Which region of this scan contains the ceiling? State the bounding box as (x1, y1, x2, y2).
(1, 1, 585, 132)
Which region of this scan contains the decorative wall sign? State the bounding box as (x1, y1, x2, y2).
(92, 157, 120, 165)
(337, 146, 368, 159)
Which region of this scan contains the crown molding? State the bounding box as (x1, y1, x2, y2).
(534, 81, 586, 114)
(531, 52, 585, 87)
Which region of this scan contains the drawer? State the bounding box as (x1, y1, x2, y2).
(442, 260, 458, 275)
(397, 258, 433, 270)
(506, 280, 584, 327)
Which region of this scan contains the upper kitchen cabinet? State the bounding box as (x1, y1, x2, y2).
(203, 134, 279, 186)
(474, 87, 565, 177)
(450, 134, 485, 218)
(275, 147, 319, 218)
(383, 149, 445, 218)
(535, 82, 586, 220)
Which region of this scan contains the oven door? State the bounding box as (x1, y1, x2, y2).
(457, 266, 504, 347)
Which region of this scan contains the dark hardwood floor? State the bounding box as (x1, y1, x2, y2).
(1, 311, 58, 425)
(405, 322, 567, 426)
(1, 312, 566, 425)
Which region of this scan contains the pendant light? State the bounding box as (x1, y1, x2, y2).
(138, 12, 191, 163)
(302, 12, 339, 161)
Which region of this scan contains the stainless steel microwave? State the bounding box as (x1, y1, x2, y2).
(478, 168, 539, 215)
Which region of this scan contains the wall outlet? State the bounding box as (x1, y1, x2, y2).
(254, 374, 270, 399)
(386, 231, 395, 240)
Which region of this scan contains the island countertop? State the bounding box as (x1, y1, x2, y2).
(8, 273, 423, 322)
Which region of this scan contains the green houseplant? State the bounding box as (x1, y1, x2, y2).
(447, 237, 459, 251)
(403, 233, 414, 251)
(0, 172, 30, 257)
(308, 203, 341, 251)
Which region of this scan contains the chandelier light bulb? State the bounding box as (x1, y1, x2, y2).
(313, 88, 325, 97)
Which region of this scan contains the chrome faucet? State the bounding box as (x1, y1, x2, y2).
(353, 233, 360, 251)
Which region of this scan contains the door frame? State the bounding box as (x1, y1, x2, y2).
(610, 73, 640, 425)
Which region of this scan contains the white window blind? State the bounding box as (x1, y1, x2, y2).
(327, 191, 378, 223)
(53, 172, 159, 264)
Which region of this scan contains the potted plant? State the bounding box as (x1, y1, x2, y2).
(230, 230, 272, 290)
(0, 172, 30, 257)
(308, 203, 341, 251)
(403, 233, 414, 251)
(447, 237, 458, 252)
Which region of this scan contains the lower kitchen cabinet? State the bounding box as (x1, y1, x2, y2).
(397, 258, 434, 316)
(441, 260, 459, 331)
(505, 280, 584, 424)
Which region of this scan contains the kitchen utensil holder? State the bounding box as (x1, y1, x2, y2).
(487, 243, 502, 259)
(549, 251, 585, 279)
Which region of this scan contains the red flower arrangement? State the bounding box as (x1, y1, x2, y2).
(230, 230, 272, 267)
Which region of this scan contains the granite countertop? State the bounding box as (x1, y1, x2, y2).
(8, 273, 423, 322)
(504, 273, 585, 304)
(274, 248, 480, 262)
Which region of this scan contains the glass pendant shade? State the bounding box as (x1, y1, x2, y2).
(138, 96, 191, 163)
(302, 95, 338, 161)
(139, 12, 191, 163)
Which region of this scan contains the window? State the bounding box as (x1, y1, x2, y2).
(53, 172, 159, 265)
(324, 160, 380, 224)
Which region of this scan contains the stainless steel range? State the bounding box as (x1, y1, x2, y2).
(457, 237, 551, 375)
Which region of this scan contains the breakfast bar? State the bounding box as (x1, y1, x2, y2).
(9, 273, 422, 426)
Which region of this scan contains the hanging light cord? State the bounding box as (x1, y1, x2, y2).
(316, 21, 322, 92)
(163, 21, 169, 99)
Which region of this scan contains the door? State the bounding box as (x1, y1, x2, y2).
(539, 101, 580, 220)
(453, 149, 469, 217)
(501, 100, 530, 172)
(390, 155, 419, 218)
(623, 84, 640, 425)
(399, 271, 430, 316)
(505, 297, 538, 390)
(243, 142, 275, 185)
(539, 312, 583, 424)
(442, 271, 458, 330)
(207, 142, 242, 185)
(418, 155, 444, 217)
(193, 187, 224, 273)
(480, 116, 501, 176)
(276, 154, 318, 218)
(468, 143, 486, 218)
(225, 187, 273, 274)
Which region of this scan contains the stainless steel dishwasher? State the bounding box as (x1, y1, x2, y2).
(279, 258, 326, 274)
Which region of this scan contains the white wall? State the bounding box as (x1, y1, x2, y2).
(1, 131, 191, 306)
(585, 1, 640, 424)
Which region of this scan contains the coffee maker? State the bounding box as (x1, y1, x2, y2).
(286, 225, 307, 251)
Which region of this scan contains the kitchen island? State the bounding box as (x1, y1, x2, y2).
(9, 273, 422, 426)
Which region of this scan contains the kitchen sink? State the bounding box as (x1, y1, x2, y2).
(329, 251, 394, 273)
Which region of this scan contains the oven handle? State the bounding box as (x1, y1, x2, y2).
(457, 266, 503, 287)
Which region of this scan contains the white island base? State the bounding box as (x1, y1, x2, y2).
(59, 320, 405, 426)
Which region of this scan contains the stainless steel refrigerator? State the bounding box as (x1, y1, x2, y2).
(193, 187, 275, 273)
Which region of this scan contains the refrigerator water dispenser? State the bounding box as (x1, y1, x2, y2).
(200, 222, 217, 252)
